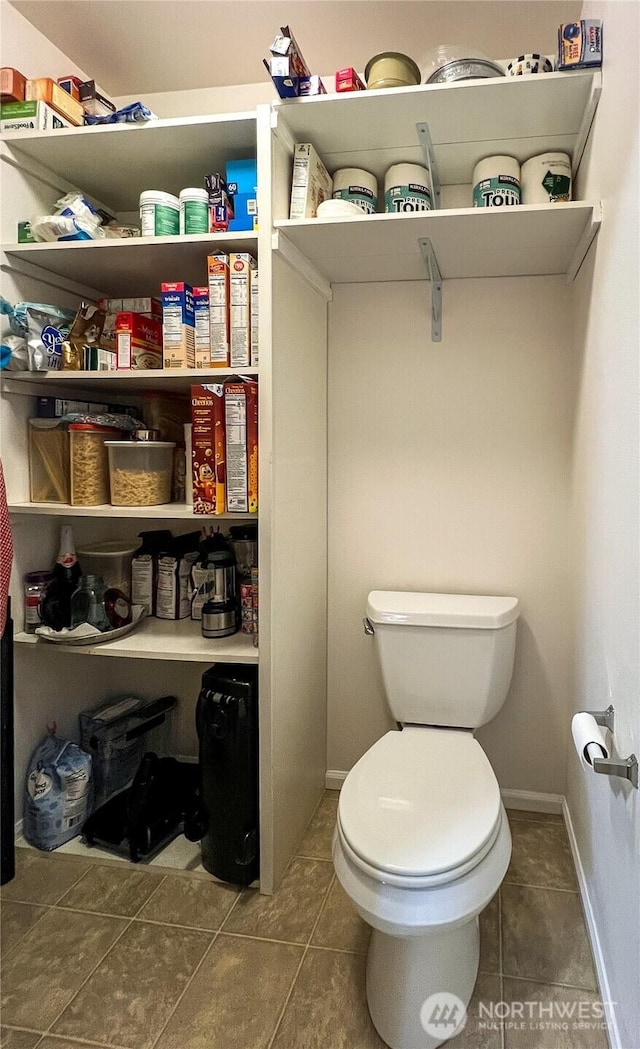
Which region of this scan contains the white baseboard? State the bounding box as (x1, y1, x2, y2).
(500, 788, 564, 814)
(563, 799, 620, 1049)
(326, 772, 563, 815)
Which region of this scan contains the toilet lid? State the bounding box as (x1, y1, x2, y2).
(339, 728, 501, 879)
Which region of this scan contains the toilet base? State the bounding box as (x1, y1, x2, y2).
(366, 917, 480, 1049)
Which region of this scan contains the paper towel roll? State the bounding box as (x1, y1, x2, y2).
(571, 712, 609, 768)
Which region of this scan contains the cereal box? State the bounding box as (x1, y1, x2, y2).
(229, 253, 257, 369)
(207, 253, 230, 366)
(193, 287, 211, 369)
(191, 383, 226, 514)
(224, 377, 258, 513)
(161, 282, 195, 370)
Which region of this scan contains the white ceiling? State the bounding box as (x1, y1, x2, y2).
(8, 0, 581, 96)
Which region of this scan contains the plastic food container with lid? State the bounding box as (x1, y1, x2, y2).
(105, 440, 175, 506)
(69, 423, 120, 506)
(28, 418, 69, 503)
(77, 540, 139, 598)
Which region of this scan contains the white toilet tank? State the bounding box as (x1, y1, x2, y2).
(366, 591, 519, 729)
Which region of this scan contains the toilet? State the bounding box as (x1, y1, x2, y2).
(333, 590, 520, 1049)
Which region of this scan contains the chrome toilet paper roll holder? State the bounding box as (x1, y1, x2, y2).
(582, 705, 638, 789)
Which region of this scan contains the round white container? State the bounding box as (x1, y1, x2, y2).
(105, 441, 175, 506)
(472, 156, 521, 207)
(139, 190, 179, 237)
(179, 187, 209, 234)
(332, 168, 378, 214)
(384, 163, 432, 213)
(506, 53, 554, 76)
(521, 152, 572, 204)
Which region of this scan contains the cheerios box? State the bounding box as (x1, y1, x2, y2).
(190, 383, 226, 514)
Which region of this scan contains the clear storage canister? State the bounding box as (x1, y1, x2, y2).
(28, 418, 70, 503)
(69, 424, 120, 506)
(105, 440, 175, 506)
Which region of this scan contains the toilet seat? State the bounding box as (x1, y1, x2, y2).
(338, 727, 501, 886)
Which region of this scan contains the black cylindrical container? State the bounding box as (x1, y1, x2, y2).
(196, 663, 259, 885)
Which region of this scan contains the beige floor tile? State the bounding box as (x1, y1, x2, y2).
(448, 972, 503, 1049)
(506, 820, 577, 891)
(56, 865, 164, 917)
(136, 872, 239, 930)
(298, 796, 338, 860)
(479, 892, 500, 974)
(0, 908, 126, 1030)
(155, 934, 302, 1049)
(52, 920, 211, 1049)
(36, 1041, 115, 1049)
(503, 978, 609, 1049)
(0, 901, 48, 956)
(312, 877, 370, 954)
(271, 947, 387, 1049)
(0, 851, 92, 906)
(0, 1030, 41, 1049)
(506, 810, 564, 824)
(501, 885, 597, 990)
(222, 857, 333, 943)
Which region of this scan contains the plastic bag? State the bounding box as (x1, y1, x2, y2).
(19, 303, 76, 370)
(24, 729, 93, 850)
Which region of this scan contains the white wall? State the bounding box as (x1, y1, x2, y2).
(327, 276, 577, 795)
(567, 4, 640, 1046)
(0, 0, 90, 80)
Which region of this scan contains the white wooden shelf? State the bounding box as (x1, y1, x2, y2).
(2, 366, 258, 397)
(275, 202, 602, 284)
(3, 233, 258, 298)
(9, 502, 257, 520)
(15, 617, 258, 663)
(1, 111, 257, 211)
(274, 71, 601, 183)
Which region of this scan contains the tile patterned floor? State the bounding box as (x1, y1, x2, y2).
(0, 796, 609, 1049)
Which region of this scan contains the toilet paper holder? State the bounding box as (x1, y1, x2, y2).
(581, 705, 638, 789)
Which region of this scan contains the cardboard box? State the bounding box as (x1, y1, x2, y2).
(190, 383, 226, 514)
(57, 75, 82, 101)
(205, 173, 233, 231)
(1, 67, 27, 103)
(18, 221, 35, 243)
(1, 100, 73, 132)
(229, 253, 257, 369)
(100, 297, 161, 319)
(193, 287, 211, 369)
(207, 253, 230, 366)
(161, 282, 195, 370)
(557, 20, 603, 69)
(78, 79, 116, 116)
(116, 312, 162, 370)
(250, 268, 259, 366)
(299, 75, 327, 96)
(225, 159, 257, 194)
(335, 67, 365, 92)
(25, 78, 84, 125)
(289, 142, 333, 219)
(224, 377, 258, 513)
(228, 193, 258, 232)
(265, 58, 300, 99)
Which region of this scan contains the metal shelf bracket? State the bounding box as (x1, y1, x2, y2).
(416, 122, 441, 211)
(419, 238, 442, 343)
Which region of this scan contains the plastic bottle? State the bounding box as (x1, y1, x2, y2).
(39, 525, 82, 630)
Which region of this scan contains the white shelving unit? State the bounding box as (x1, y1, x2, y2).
(8, 501, 257, 520)
(0, 70, 602, 893)
(14, 617, 258, 663)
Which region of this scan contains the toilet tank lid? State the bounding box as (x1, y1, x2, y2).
(366, 591, 519, 629)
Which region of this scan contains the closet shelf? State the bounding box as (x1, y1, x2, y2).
(3, 233, 259, 298)
(1, 111, 257, 211)
(274, 71, 601, 184)
(2, 366, 258, 397)
(275, 203, 602, 284)
(15, 617, 258, 663)
(9, 502, 257, 521)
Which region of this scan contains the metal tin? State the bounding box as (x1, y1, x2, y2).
(365, 52, 421, 90)
(426, 58, 505, 84)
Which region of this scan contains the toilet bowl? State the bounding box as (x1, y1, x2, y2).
(334, 591, 519, 1049)
(334, 729, 511, 1049)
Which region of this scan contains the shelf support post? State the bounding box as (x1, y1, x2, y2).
(419, 238, 442, 343)
(416, 122, 441, 211)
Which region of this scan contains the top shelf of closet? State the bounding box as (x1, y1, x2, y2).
(273, 71, 601, 183)
(1, 111, 257, 211)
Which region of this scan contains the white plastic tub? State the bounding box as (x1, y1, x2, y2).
(77, 540, 139, 598)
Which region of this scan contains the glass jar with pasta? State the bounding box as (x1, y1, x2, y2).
(105, 440, 175, 506)
(69, 424, 121, 506)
